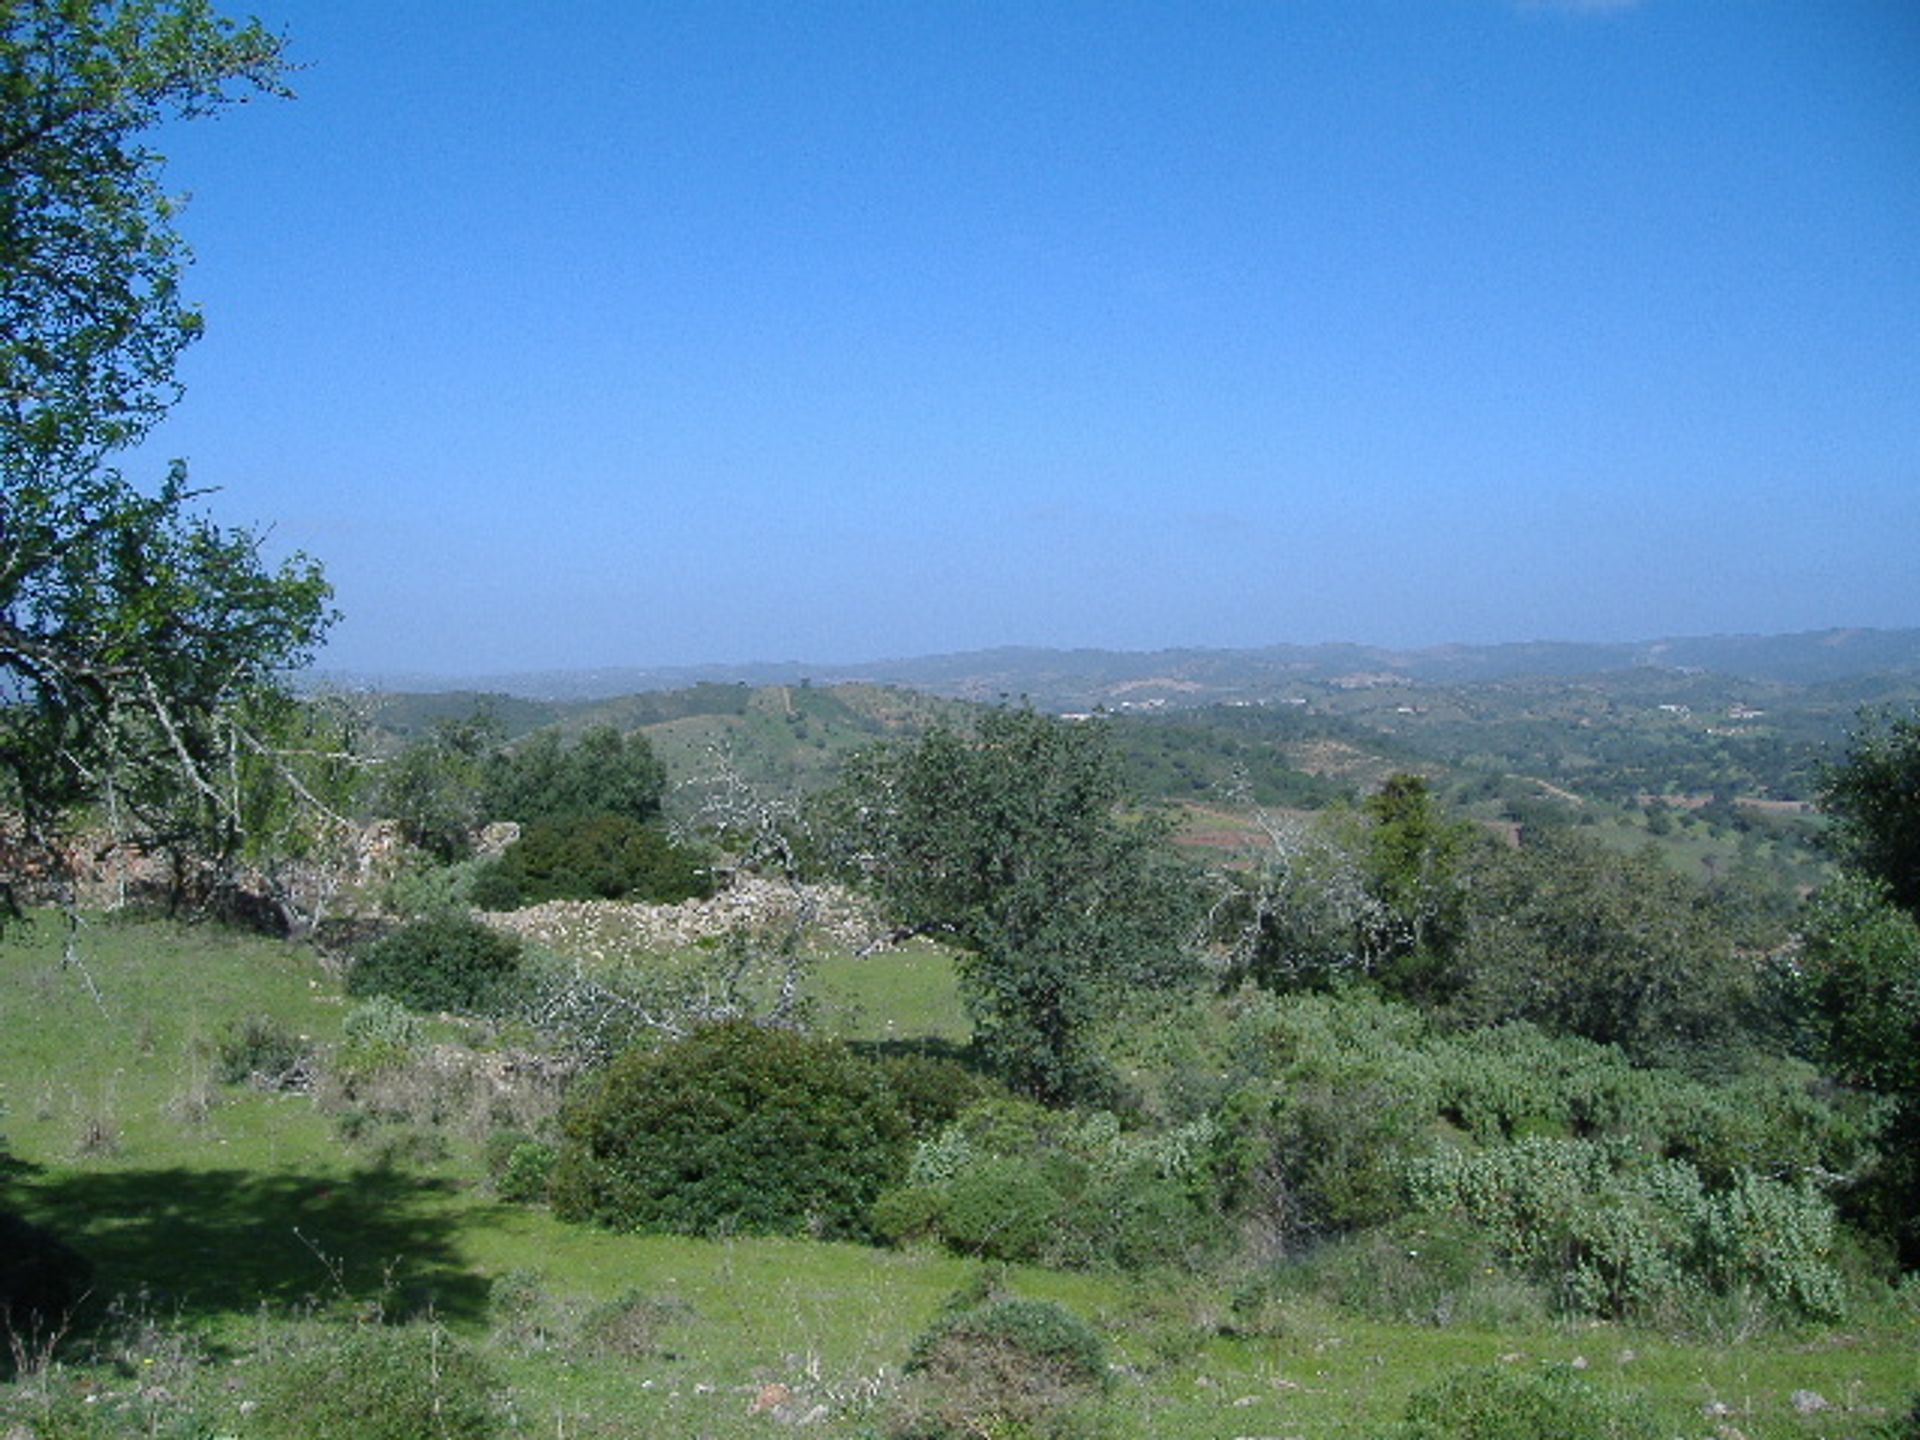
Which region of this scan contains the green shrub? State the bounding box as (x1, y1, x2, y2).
(335, 994, 425, 1079)
(550, 1022, 912, 1239)
(484, 1130, 556, 1203)
(1394, 1364, 1658, 1440)
(253, 1323, 502, 1440)
(871, 1184, 951, 1245)
(349, 914, 523, 1014)
(471, 813, 713, 909)
(895, 1294, 1110, 1440)
(893, 1099, 1226, 1271)
(214, 1013, 307, 1088)
(941, 1155, 1073, 1262)
(1404, 1139, 1847, 1323)
(876, 1051, 1002, 1135)
(1055, 1165, 1227, 1272)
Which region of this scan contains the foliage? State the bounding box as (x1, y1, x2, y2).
(1361, 774, 1475, 1004)
(377, 712, 497, 861)
(483, 1130, 556, 1203)
(253, 1323, 503, 1440)
(873, 1051, 1003, 1136)
(349, 914, 524, 1015)
(1449, 831, 1760, 1072)
(1821, 709, 1920, 919)
(335, 995, 426, 1079)
(1795, 872, 1920, 1268)
(1394, 1364, 1659, 1440)
(1406, 1138, 1847, 1322)
(895, 1288, 1110, 1440)
(1, 1, 333, 915)
(834, 707, 1200, 1103)
(481, 724, 666, 828)
(878, 1098, 1225, 1269)
(470, 812, 713, 909)
(212, 1013, 307, 1088)
(550, 1021, 912, 1239)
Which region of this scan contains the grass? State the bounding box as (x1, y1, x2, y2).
(4, 912, 1917, 1438)
(813, 938, 971, 1044)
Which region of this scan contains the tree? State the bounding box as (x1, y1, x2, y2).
(2, 1, 331, 924)
(1806, 718, 1920, 1267)
(479, 724, 666, 830)
(379, 711, 498, 861)
(1821, 709, 1920, 920)
(1359, 773, 1472, 1004)
(1451, 831, 1757, 1073)
(834, 708, 1198, 1103)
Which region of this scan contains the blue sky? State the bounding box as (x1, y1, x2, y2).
(145, 1, 1919, 675)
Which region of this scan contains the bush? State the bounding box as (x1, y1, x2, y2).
(350, 914, 523, 1014)
(253, 1323, 502, 1440)
(1404, 1139, 1847, 1323)
(471, 813, 713, 909)
(887, 1099, 1227, 1271)
(335, 995, 425, 1079)
(550, 1022, 912, 1239)
(484, 1129, 556, 1203)
(1394, 1364, 1658, 1440)
(214, 1013, 308, 1088)
(940, 1156, 1072, 1262)
(895, 1293, 1110, 1440)
(876, 1052, 1002, 1136)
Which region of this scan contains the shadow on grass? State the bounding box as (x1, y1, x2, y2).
(13, 1166, 490, 1328)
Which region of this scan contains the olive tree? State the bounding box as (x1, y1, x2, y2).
(2, 1, 333, 928)
(833, 707, 1199, 1103)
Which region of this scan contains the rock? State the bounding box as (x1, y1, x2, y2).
(1791, 1390, 1830, 1415)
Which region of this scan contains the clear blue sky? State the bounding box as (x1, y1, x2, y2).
(145, 0, 1919, 676)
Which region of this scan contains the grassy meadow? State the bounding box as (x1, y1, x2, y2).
(2, 911, 1915, 1439)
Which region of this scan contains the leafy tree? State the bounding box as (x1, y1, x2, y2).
(2, 1, 331, 918)
(1797, 873, 1920, 1267)
(378, 711, 498, 861)
(1451, 831, 1757, 1073)
(1821, 709, 1920, 919)
(1360, 773, 1473, 1005)
(834, 707, 1198, 1103)
(480, 723, 666, 829)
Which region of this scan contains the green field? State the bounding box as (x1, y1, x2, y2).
(3, 914, 1915, 1438)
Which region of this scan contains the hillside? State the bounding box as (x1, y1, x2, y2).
(322, 626, 1920, 708)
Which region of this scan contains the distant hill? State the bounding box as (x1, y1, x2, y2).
(319, 627, 1920, 712)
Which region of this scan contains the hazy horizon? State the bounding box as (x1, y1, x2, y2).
(141, 2, 1916, 674)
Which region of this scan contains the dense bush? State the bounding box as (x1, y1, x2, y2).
(550, 1022, 912, 1239)
(484, 1128, 556, 1203)
(481, 724, 666, 828)
(253, 1323, 503, 1440)
(1405, 1138, 1847, 1322)
(349, 914, 523, 1014)
(213, 1013, 308, 1088)
(874, 1051, 1003, 1136)
(470, 813, 713, 909)
(895, 1288, 1110, 1440)
(1394, 1364, 1658, 1440)
(875, 1098, 1225, 1270)
(334, 995, 425, 1080)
